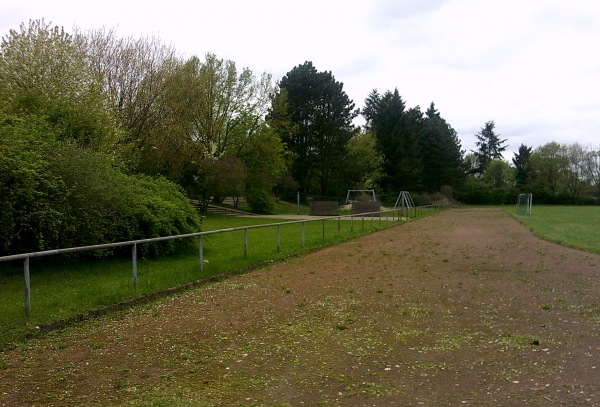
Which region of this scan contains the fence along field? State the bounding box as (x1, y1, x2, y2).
(0, 206, 447, 348)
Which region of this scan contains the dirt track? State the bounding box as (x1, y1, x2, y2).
(1, 208, 600, 406)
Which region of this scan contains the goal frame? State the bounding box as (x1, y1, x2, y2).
(516, 193, 533, 216)
(345, 189, 377, 204)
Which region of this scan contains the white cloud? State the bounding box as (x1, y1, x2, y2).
(2, 0, 600, 157)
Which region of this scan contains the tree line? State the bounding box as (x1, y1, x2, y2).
(1, 20, 599, 255)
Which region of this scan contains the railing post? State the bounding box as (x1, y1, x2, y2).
(351, 215, 354, 232)
(132, 243, 137, 289)
(199, 235, 204, 272)
(277, 224, 281, 252)
(24, 257, 30, 315)
(244, 228, 249, 258)
(338, 217, 341, 235)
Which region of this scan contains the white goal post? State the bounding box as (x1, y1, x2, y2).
(345, 189, 377, 204)
(516, 193, 533, 216)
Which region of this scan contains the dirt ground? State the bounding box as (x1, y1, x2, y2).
(1, 208, 600, 406)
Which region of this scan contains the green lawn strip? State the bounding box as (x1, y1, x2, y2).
(505, 205, 600, 254)
(0, 213, 397, 348)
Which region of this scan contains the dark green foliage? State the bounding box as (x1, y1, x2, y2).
(455, 176, 493, 204)
(50, 145, 201, 257)
(419, 103, 465, 192)
(363, 89, 422, 192)
(512, 144, 533, 191)
(472, 121, 507, 176)
(0, 114, 200, 258)
(246, 188, 274, 214)
(0, 115, 68, 254)
(270, 61, 358, 196)
(363, 92, 465, 195)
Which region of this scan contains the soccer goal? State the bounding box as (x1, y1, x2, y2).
(516, 193, 533, 216)
(345, 189, 377, 204)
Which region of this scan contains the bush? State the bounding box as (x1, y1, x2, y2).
(52, 145, 201, 257)
(0, 115, 68, 255)
(455, 176, 492, 205)
(246, 188, 274, 214)
(0, 114, 201, 258)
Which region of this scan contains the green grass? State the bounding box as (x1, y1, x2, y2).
(507, 205, 600, 254)
(0, 211, 403, 348)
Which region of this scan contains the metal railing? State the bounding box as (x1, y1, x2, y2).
(0, 205, 449, 314)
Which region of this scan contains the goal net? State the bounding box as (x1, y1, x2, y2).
(516, 193, 532, 216)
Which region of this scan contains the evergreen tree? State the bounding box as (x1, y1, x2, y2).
(512, 143, 533, 190)
(419, 103, 465, 192)
(270, 61, 357, 196)
(473, 121, 507, 176)
(363, 88, 422, 192)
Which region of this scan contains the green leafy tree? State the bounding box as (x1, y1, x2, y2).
(529, 142, 569, 201)
(0, 19, 118, 151)
(473, 121, 507, 176)
(482, 160, 515, 204)
(343, 130, 384, 190)
(563, 143, 590, 202)
(270, 61, 358, 196)
(586, 147, 600, 199)
(0, 114, 67, 254)
(76, 27, 176, 158)
(0, 21, 201, 256)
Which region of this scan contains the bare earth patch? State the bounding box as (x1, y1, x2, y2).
(1, 208, 600, 406)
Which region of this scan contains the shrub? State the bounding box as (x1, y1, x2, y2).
(0, 115, 201, 258)
(246, 188, 274, 214)
(0, 115, 68, 255)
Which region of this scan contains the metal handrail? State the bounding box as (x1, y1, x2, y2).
(0, 206, 447, 314)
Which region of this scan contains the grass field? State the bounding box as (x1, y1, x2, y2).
(506, 205, 600, 254)
(0, 211, 402, 348)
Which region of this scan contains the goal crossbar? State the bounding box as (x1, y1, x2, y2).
(345, 189, 376, 204)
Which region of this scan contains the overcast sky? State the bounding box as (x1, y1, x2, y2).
(2, 0, 600, 158)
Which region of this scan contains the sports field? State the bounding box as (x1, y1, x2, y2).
(1, 207, 599, 405)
